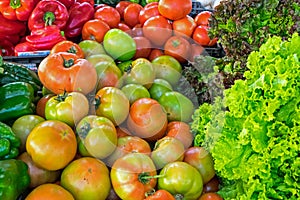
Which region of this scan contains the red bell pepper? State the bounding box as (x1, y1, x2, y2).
(0, 40, 14, 56)
(0, 13, 27, 36)
(26, 25, 66, 50)
(0, 33, 20, 45)
(57, 0, 76, 9)
(64, 2, 94, 39)
(0, 0, 38, 21)
(14, 41, 38, 55)
(28, 0, 69, 31)
(76, 0, 95, 7)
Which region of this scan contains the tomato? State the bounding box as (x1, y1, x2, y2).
(142, 15, 172, 47)
(130, 24, 143, 37)
(26, 120, 77, 171)
(124, 60, 155, 89)
(165, 121, 193, 149)
(118, 22, 131, 32)
(38, 52, 98, 95)
(158, 161, 203, 200)
(78, 39, 106, 58)
(183, 147, 216, 184)
(116, 1, 133, 19)
(139, 3, 160, 25)
(192, 25, 218, 47)
(61, 157, 111, 200)
(82, 19, 110, 43)
(148, 78, 173, 101)
(36, 94, 55, 118)
(116, 126, 132, 137)
(148, 48, 164, 61)
(104, 135, 152, 167)
(151, 136, 185, 170)
(164, 35, 191, 63)
(189, 43, 205, 62)
(94, 6, 121, 28)
(198, 193, 223, 200)
(106, 187, 122, 200)
(103, 28, 136, 61)
(12, 115, 45, 153)
(76, 115, 117, 159)
(158, 0, 192, 20)
(126, 98, 168, 142)
(50, 40, 84, 58)
(145, 189, 175, 200)
(45, 91, 89, 128)
(94, 86, 130, 125)
(159, 91, 195, 122)
(133, 36, 152, 59)
(124, 3, 143, 28)
(202, 176, 221, 194)
(86, 53, 115, 67)
(18, 152, 60, 188)
(194, 11, 212, 26)
(94, 3, 107, 11)
(121, 83, 150, 104)
(110, 153, 157, 200)
(173, 15, 197, 39)
(151, 55, 182, 86)
(25, 183, 75, 200)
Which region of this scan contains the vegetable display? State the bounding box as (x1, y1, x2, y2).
(192, 33, 300, 199)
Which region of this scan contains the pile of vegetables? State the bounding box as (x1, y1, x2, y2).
(192, 33, 300, 199)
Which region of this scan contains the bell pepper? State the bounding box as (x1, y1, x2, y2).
(0, 33, 20, 45)
(26, 25, 66, 50)
(64, 2, 94, 39)
(14, 41, 38, 55)
(76, 0, 95, 6)
(0, 13, 26, 36)
(0, 0, 38, 21)
(58, 0, 76, 9)
(27, 0, 69, 31)
(0, 159, 30, 200)
(0, 40, 14, 56)
(0, 82, 36, 122)
(0, 122, 21, 160)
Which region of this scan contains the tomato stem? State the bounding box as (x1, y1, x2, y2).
(138, 172, 165, 184)
(77, 122, 91, 139)
(54, 91, 68, 102)
(174, 194, 184, 200)
(63, 58, 75, 68)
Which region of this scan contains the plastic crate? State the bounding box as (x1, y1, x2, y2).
(190, 0, 214, 17)
(204, 44, 226, 58)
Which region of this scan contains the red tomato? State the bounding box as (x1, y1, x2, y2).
(117, 22, 131, 32)
(143, 15, 172, 47)
(131, 23, 144, 37)
(203, 176, 221, 193)
(189, 43, 205, 62)
(82, 19, 110, 43)
(173, 15, 197, 38)
(133, 36, 152, 59)
(148, 48, 164, 61)
(158, 0, 192, 20)
(145, 189, 175, 200)
(94, 3, 108, 11)
(124, 3, 143, 28)
(115, 1, 132, 19)
(139, 4, 160, 25)
(165, 121, 193, 149)
(192, 25, 211, 46)
(194, 11, 212, 26)
(164, 35, 191, 63)
(126, 98, 168, 142)
(35, 94, 55, 118)
(94, 6, 121, 28)
(198, 193, 223, 200)
(144, 1, 158, 9)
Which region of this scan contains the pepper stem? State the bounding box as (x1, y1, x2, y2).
(43, 11, 56, 26)
(138, 172, 165, 184)
(10, 0, 21, 9)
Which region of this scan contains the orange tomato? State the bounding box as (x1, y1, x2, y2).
(81, 19, 110, 43)
(165, 121, 194, 149)
(50, 40, 85, 58)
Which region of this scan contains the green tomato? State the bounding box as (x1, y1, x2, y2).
(125, 62, 155, 89)
(117, 60, 132, 74)
(86, 54, 116, 67)
(151, 55, 182, 86)
(103, 29, 136, 61)
(158, 91, 194, 122)
(121, 83, 150, 104)
(158, 161, 203, 200)
(148, 78, 173, 101)
(78, 40, 106, 58)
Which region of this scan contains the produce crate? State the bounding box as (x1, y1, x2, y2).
(204, 44, 226, 58)
(190, 0, 214, 17)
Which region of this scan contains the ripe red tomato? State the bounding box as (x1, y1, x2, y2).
(165, 121, 193, 149)
(158, 0, 192, 20)
(126, 98, 168, 142)
(203, 176, 221, 193)
(189, 43, 205, 62)
(145, 189, 175, 200)
(173, 15, 197, 38)
(124, 3, 143, 28)
(35, 94, 55, 118)
(143, 15, 172, 47)
(198, 193, 223, 200)
(139, 3, 160, 25)
(164, 35, 191, 63)
(82, 19, 110, 43)
(94, 6, 121, 28)
(117, 22, 131, 32)
(133, 36, 152, 59)
(115, 1, 132, 19)
(194, 11, 212, 26)
(131, 23, 144, 37)
(192, 25, 216, 46)
(148, 48, 164, 61)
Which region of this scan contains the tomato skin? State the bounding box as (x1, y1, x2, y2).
(50, 40, 85, 58)
(198, 193, 223, 200)
(164, 35, 191, 63)
(143, 15, 172, 47)
(193, 25, 218, 47)
(116, 1, 133, 19)
(148, 78, 173, 101)
(173, 15, 197, 39)
(78, 39, 106, 58)
(124, 3, 143, 28)
(94, 6, 121, 28)
(61, 157, 111, 200)
(158, 161, 203, 200)
(121, 83, 150, 105)
(133, 36, 152, 59)
(165, 121, 193, 149)
(26, 120, 77, 171)
(148, 49, 164, 61)
(118, 22, 131, 32)
(202, 176, 221, 194)
(183, 147, 216, 184)
(139, 3, 160, 25)
(81, 19, 110, 43)
(194, 11, 212, 26)
(38, 52, 98, 95)
(110, 153, 157, 200)
(145, 189, 175, 200)
(126, 98, 168, 142)
(36, 94, 55, 119)
(189, 43, 205, 62)
(158, 0, 192, 20)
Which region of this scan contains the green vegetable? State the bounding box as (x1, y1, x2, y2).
(0, 159, 30, 200)
(0, 122, 21, 160)
(191, 33, 300, 199)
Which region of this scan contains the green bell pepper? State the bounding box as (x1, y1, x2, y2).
(0, 122, 21, 160)
(0, 159, 30, 200)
